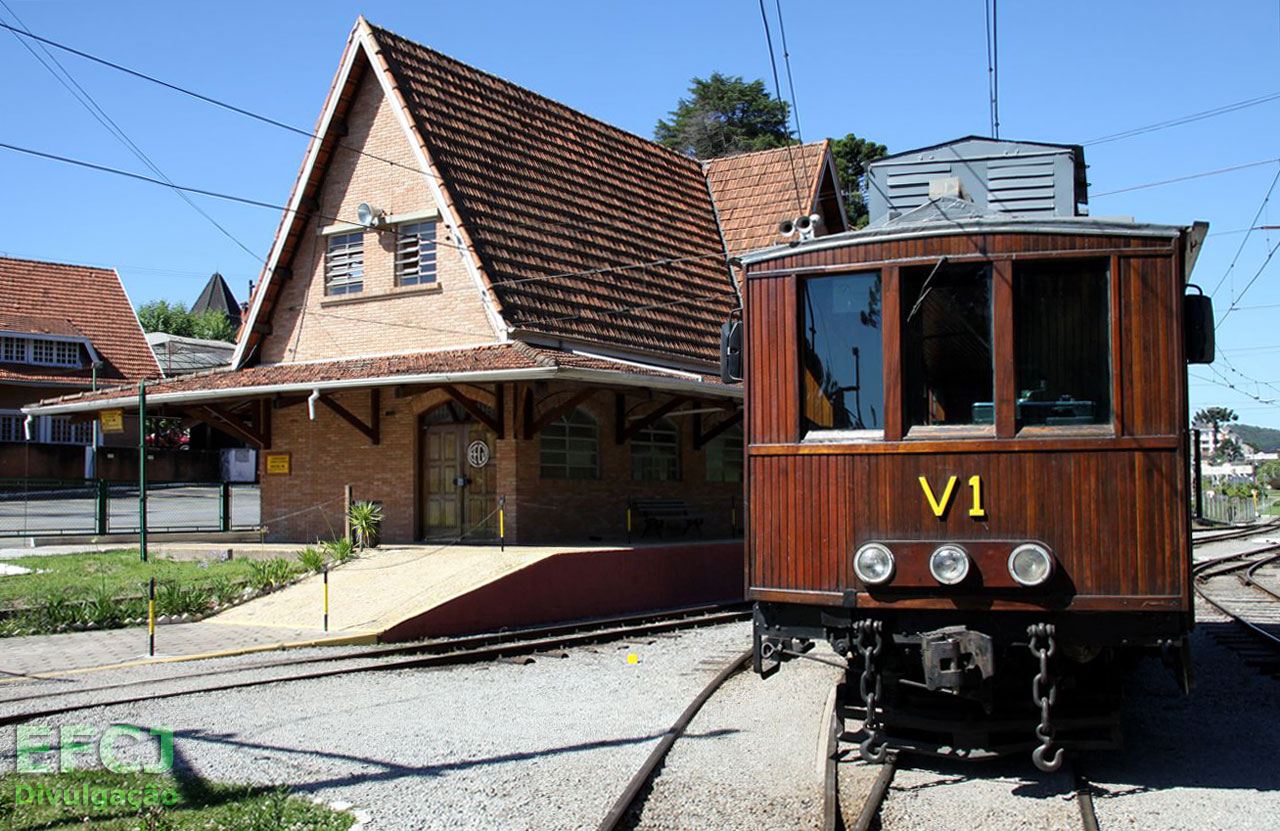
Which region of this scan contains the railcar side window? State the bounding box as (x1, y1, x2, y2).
(902, 262, 994, 429)
(1013, 260, 1111, 428)
(799, 272, 884, 433)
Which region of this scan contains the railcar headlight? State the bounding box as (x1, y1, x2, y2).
(854, 543, 895, 586)
(929, 544, 971, 585)
(1009, 543, 1054, 587)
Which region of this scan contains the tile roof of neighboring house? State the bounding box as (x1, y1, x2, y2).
(28, 342, 734, 413)
(0, 256, 159, 386)
(703, 141, 834, 254)
(0, 312, 86, 338)
(147, 332, 235, 376)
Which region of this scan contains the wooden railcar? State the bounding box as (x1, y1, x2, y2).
(729, 208, 1211, 770)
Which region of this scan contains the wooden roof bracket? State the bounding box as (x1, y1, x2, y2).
(525, 388, 597, 438)
(616, 394, 691, 445)
(319, 389, 381, 445)
(442, 384, 503, 438)
(693, 407, 743, 450)
(187, 403, 269, 449)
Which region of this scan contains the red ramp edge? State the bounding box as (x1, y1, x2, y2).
(380, 541, 745, 642)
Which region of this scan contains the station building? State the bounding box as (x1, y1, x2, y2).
(27, 18, 846, 545)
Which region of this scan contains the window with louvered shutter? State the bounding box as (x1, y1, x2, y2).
(395, 221, 437, 286)
(325, 232, 364, 295)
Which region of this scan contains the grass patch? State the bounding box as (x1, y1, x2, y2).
(1, 769, 353, 830)
(0, 551, 259, 610)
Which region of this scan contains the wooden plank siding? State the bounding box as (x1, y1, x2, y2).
(743, 230, 1191, 613)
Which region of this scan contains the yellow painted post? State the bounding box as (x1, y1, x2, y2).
(626, 505, 633, 544)
(323, 568, 329, 633)
(499, 496, 506, 552)
(148, 577, 156, 657)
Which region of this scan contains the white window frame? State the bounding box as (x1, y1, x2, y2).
(395, 221, 438, 287)
(325, 232, 364, 295)
(0, 335, 83, 367)
(631, 417, 681, 482)
(540, 408, 599, 479)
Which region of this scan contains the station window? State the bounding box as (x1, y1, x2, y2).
(1013, 260, 1111, 428)
(902, 262, 993, 430)
(325, 232, 364, 295)
(540, 408, 599, 479)
(631, 417, 680, 481)
(705, 423, 743, 483)
(395, 221, 438, 286)
(800, 271, 884, 432)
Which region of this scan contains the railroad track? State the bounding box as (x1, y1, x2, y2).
(0, 603, 749, 725)
(595, 647, 752, 831)
(1191, 519, 1279, 546)
(1193, 541, 1280, 675)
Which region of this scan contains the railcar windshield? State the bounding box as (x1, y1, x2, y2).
(800, 271, 884, 433)
(902, 262, 994, 430)
(1013, 259, 1111, 428)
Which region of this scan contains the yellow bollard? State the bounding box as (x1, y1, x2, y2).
(323, 569, 329, 632)
(148, 576, 156, 657)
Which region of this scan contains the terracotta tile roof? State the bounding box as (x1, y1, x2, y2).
(0, 257, 159, 387)
(703, 141, 831, 254)
(31, 343, 732, 411)
(365, 23, 737, 364)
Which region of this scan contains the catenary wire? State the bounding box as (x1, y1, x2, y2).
(1210, 164, 1280, 298)
(757, 0, 805, 214)
(1084, 89, 1280, 146)
(1092, 157, 1280, 198)
(0, 3, 262, 263)
(1218, 234, 1280, 325)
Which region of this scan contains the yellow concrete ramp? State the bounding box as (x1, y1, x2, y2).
(204, 543, 605, 635)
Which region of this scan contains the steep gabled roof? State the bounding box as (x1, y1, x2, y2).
(703, 141, 845, 254)
(0, 256, 159, 386)
(236, 19, 740, 368)
(191, 272, 241, 330)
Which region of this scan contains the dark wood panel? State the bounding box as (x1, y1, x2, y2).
(749, 435, 1179, 455)
(748, 449, 1189, 607)
(747, 587, 1182, 612)
(1119, 256, 1182, 436)
(745, 276, 800, 445)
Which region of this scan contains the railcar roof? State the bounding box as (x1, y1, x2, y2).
(739, 197, 1203, 267)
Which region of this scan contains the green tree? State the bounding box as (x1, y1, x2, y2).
(1194, 406, 1239, 447)
(138, 300, 236, 343)
(1258, 460, 1280, 490)
(1212, 437, 1245, 464)
(655, 73, 792, 158)
(830, 133, 888, 228)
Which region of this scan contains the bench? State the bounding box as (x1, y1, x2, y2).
(629, 499, 706, 538)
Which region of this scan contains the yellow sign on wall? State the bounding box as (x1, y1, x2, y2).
(265, 452, 291, 476)
(100, 410, 125, 434)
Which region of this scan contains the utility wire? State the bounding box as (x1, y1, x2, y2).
(1218, 234, 1280, 326)
(774, 0, 804, 145)
(0, 3, 262, 263)
(1210, 163, 1280, 298)
(1084, 89, 1280, 146)
(757, 0, 806, 214)
(985, 0, 1000, 138)
(1092, 156, 1280, 198)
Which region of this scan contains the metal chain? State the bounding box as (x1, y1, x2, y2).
(1027, 622, 1064, 772)
(854, 619, 889, 763)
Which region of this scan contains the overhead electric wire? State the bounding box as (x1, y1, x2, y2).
(1084, 89, 1280, 146)
(1219, 235, 1280, 326)
(0, 3, 262, 263)
(1092, 156, 1280, 198)
(773, 0, 804, 145)
(757, 0, 806, 214)
(985, 0, 1000, 138)
(1210, 163, 1280, 298)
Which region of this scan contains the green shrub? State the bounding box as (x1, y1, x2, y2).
(322, 538, 358, 563)
(155, 582, 213, 617)
(39, 591, 81, 630)
(296, 546, 327, 574)
(82, 585, 122, 627)
(347, 501, 383, 549)
(248, 558, 296, 591)
(208, 574, 239, 605)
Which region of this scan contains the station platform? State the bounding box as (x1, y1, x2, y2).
(0, 539, 744, 677)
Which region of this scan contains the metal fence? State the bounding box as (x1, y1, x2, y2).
(0, 479, 261, 538)
(1200, 493, 1257, 525)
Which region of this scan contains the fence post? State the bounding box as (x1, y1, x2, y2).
(344, 484, 353, 545)
(499, 495, 506, 552)
(95, 479, 108, 535)
(219, 481, 232, 533)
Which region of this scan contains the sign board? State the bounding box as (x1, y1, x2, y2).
(467, 440, 490, 468)
(264, 452, 291, 476)
(100, 409, 125, 434)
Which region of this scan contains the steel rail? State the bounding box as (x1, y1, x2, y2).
(596, 648, 752, 831)
(0, 606, 749, 726)
(1072, 766, 1101, 831)
(848, 753, 897, 831)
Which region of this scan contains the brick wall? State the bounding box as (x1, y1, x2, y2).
(258, 380, 742, 545)
(260, 66, 499, 365)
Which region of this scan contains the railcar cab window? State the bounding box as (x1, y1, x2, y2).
(1013, 259, 1111, 430)
(799, 271, 884, 436)
(902, 262, 993, 433)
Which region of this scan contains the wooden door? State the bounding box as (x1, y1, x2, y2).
(420, 423, 499, 540)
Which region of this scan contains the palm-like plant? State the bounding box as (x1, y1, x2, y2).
(347, 501, 384, 550)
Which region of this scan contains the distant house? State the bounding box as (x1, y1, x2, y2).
(28, 18, 838, 543)
(0, 256, 159, 478)
(147, 332, 235, 376)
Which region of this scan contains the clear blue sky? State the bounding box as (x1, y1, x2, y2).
(2, 1, 1279, 427)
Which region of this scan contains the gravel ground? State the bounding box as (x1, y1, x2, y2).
(2, 621, 753, 831)
(626, 647, 842, 830)
(872, 757, 1078, 830)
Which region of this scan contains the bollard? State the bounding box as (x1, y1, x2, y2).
(323, 568, 329, 632)
(499, 496, 506, 553)
(148, 576, 156, 657)
(139, 379, 148, 562)
(95, 479, 109, 536)
(626, 505, 632, 544)
(219, 481, 232, 533)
